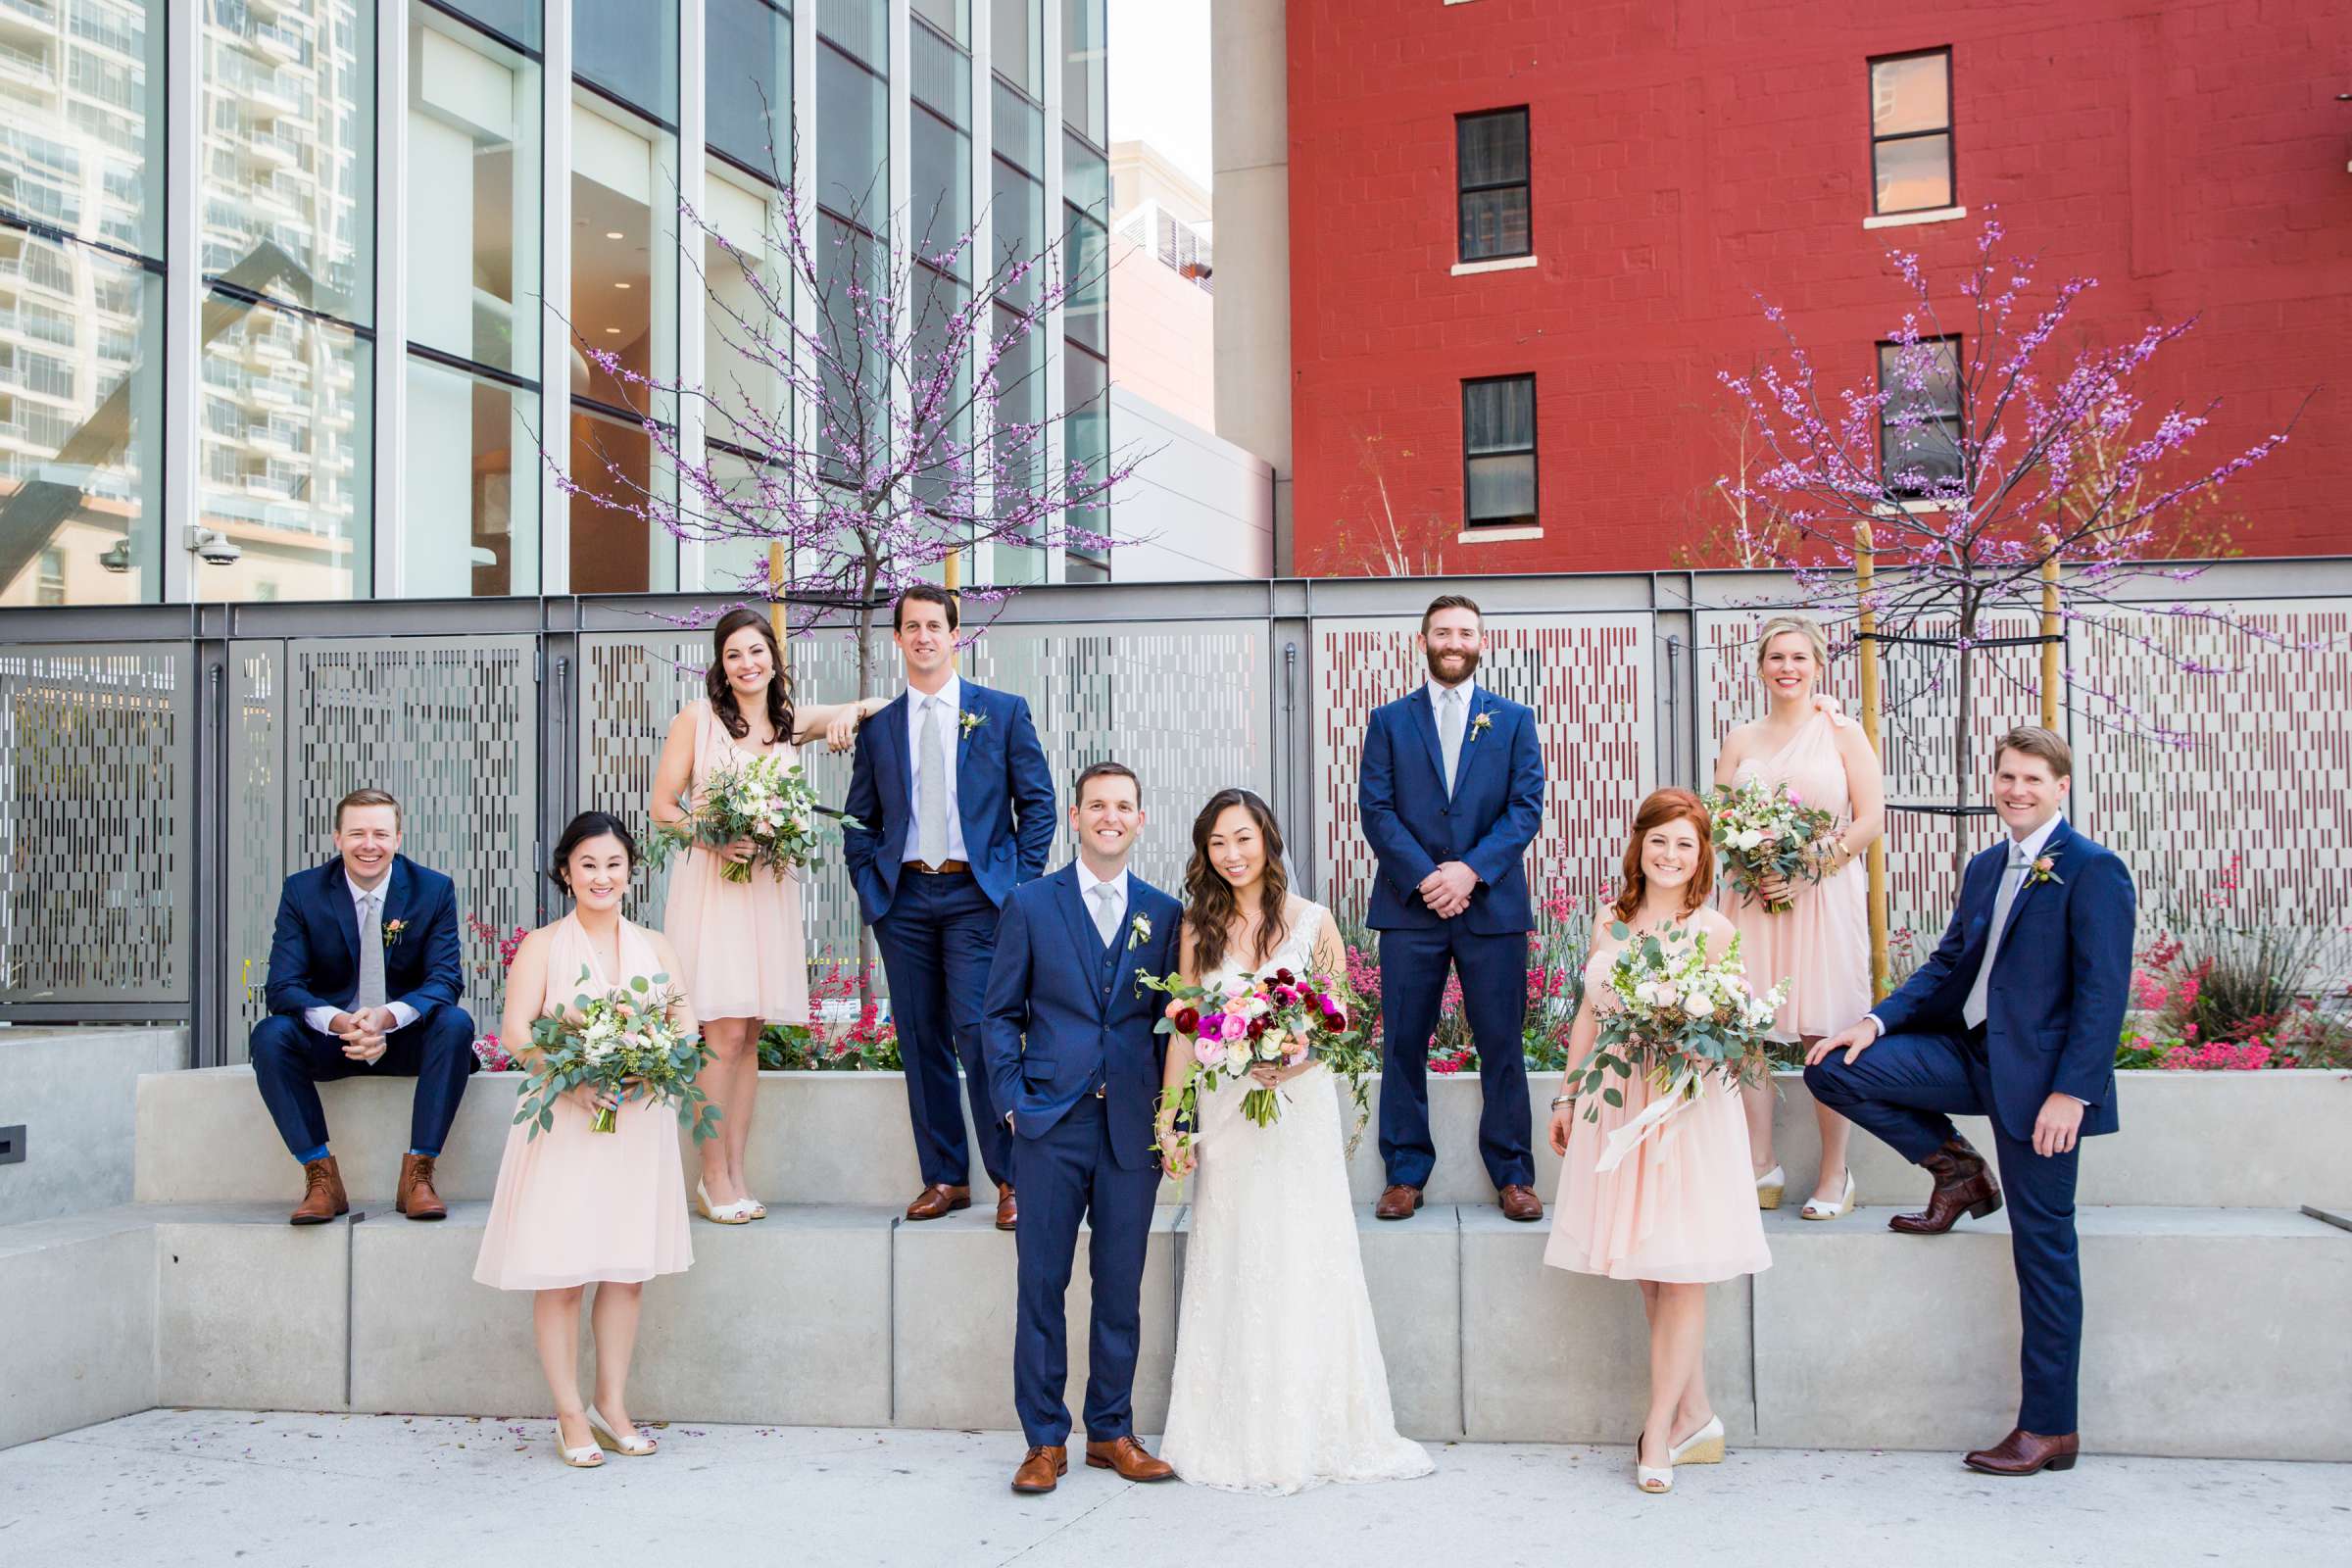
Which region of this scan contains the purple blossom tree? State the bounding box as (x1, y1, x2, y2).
(558, 136, 1138, 701)
(1718, 215, 2306, 873)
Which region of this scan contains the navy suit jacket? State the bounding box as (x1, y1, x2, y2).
(1875, 817, 2132, 1143)
(842, 680, 1056, 921)
(980, 865, 1184, 1171)
(1357, 685, 1544, 934)
(263, 855, 465, 1024)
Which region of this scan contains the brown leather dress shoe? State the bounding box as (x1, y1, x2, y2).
(1889, 1136, 2002, 1236)
(1964, 1428, 2079, 1476)
(1011, 1444, 1067, 1493)
(290, 1155, 349, 1225)
(1085, 1436, 1176, 1482)
(1497, 1184, 1544, 1222)
(396, 1152, 448, 1220)
(906, 1183, 972, 1221)
(995, 1183, 1018, 1231)
(1375, 1184, 1423, 1220)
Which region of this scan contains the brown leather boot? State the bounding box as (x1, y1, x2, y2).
(1375, 1184, 1423, 1220)
(1085, 1436, 1176, 1482)
(290, 1155, 348, 1225)
(995, 1183, 1018, 1231)
(1011, 1444, 1067, 1493)
(906, 1183, 972, 1221)
(396, 1152, 448, 1221)
(1964, 1428, 2079, 1475)
(1889, 1136, 2001, 1235)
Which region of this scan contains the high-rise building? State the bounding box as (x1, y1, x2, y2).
(0, 0, 1117, 606)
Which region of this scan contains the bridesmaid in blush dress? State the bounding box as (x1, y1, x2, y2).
(473, 812, 695, 1468)
(1545, 789, 1771, 1494)
(1712, 614, 1883, 1220)
(650, 607, 887, 1222)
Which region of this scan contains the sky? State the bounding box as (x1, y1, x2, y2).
(1107, 0, 1214, 192)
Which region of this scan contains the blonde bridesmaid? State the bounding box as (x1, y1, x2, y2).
(1712, 614, 1884, 1220)
(474, 812, 694, 1467)
(649, 608, 887, 1221)
(1545, 789, 1771, 1494)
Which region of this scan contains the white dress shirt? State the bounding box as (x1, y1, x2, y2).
(901, 673, 969, 863)
(1076, 858, 1131, 946)
(305, 872, 419, 1038)
(1424, 674, 1479, 717)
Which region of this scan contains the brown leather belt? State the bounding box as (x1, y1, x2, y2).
(906, 858, 970, 875)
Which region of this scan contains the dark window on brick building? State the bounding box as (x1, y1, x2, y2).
(1456, 109, 1531, 262)
(1869, 49, 1954, 214)
(1463, 374, 1538, 527)
(1878, 337, 1964, 497)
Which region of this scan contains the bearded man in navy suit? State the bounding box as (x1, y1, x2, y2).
(1807, 726, 2133, 1478)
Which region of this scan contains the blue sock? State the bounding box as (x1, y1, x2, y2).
(408, 1148, 438, 1158)
(296, 1144, 330, 1164)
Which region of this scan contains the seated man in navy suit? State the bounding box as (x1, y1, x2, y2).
(981, 761, 1183, 1494)
(844, 583, 1056, 1229)
(1807, 727, 2132, 1477)
(249, 788, 475, 1225)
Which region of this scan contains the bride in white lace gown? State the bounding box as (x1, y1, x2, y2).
(1154, 789, 1432, 1494)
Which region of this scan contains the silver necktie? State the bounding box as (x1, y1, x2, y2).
(916, 697, 950, 864)
(355, 892, 387, 1012)
(1962, 848, 2031, 1030)
(1439, 687, 1466, 795)
(1090, 882, 1123, 948)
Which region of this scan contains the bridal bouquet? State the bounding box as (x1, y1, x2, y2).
(1707, 779, 1838, 913)
(1140, 967, 1376, 1158)
(1573, 923, 1785, 1173)
(647, 753, 856, 884)
(514, 968, 719, 1142)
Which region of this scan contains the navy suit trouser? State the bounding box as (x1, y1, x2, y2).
(249, 1006, 477, 1160)
(1376, 923, 1534, 1190)
(1806, 1027, 2084, 1435)
(874, 869, 1012, 1189)
(1012, 1096, 1159, 1448)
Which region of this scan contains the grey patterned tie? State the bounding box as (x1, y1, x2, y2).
(1439, 687, 1466, 796)
(916, 696, 950, 865)
(1962, 847, 2031, 1030)
(355, 891, 387, 1012)
(1090, 881, 1122, 948)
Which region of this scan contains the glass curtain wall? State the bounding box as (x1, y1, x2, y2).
(989, 0, 1044, 583)
(909, 0, 969, 552)
(815, 0, 887, 487)
(1060, 0, 1107, 580)
(0, 0, 165, 606)
(404, 0, 542, 597)
(569, 0, 679, 592)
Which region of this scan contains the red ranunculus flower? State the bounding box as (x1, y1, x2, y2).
(1174, 1007, 1200, 1035)
(1248, 1018, 1267, 1039)
(1274, 968, 1296, 986)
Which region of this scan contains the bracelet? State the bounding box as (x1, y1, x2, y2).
(1549, 1093, 1577, 1110)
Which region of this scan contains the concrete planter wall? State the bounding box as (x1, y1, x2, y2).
(0, 1028, 186, 1227)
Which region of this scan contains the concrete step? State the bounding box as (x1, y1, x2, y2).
(5, 1198, 2343, 1459)
(135, 1065, 2352, 1211)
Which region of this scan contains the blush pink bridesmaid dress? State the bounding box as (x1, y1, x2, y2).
(661, 698, 811, 1026)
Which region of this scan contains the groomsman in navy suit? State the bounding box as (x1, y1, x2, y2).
(250, 788, 475, 1225)
(981, 760, 1183, 1494)
(1807, 726, 2132, 1477)
(1359, 594, 1547, 1223)
(845, 583, 1056, 1229)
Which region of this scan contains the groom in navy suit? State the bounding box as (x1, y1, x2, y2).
(1807, 726, 2133, 1478)
(845, 583, 1056, 1228)
(1359, 594, 1547, 1223)
(250, 788, 475, 1226)
(982, 761, 1183, 1494)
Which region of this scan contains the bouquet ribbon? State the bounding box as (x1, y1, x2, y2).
(1592, 1062, 1703, 1176)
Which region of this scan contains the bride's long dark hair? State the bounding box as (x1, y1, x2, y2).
(1184, 789, 1291, 976)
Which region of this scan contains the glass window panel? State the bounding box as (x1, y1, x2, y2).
(197, 291, 373, 600)
(403, 354, 536, 597)
(1466, 454, 1534, 523)
(408, 9, 541, 373)
(913, 105, 972, 273)
(1457, 110, 1527, 188)
(1873, 133, 1951, 214)
(992, 157, 1043, 309)
(1062, 204, 1106, 354)
(1063, 130, 1107, 220)
(1062, 342, 1107, 573)
(432, 0, 540, 45)
(199, 0, 375, 324)
(709, 0, 791, 176)
(1458, 189, 1530, 263)
(911, 9, 971, 124)
(568, 401, 657, 592)
(816, 0, 885, 70)
(1464, 376, 1534, 454)
(1880, 340, 1964, 495)
(573, 0, 677, 122)
(817, 40, 887, 220)
(1062, 0, 1104, 145)
(0, 239, 160, 605)
(1871, 54, 1948, 137)
(569, 95, 677, 400)
(701, 444, 781, 593)
(817, 214, 886, 485)
(912, 0, 968, 46)
(992, 74, 1042, 171)
(910, 263, 969, 514)
(704, 157, 787, 446)
(993, 0, 1040, 99)
(991, 298, 1044, 583)
(0, 0, 164, 259)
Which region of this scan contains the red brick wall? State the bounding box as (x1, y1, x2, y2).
(1285, 0, 2352, 574)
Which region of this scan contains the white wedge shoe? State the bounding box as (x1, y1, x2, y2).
(1636, 1430, 1674, 1494)
(1754, 1164, 1787, 1210)
(696, 1181, 756, 1225)
(1669, 1414, 1725, 1465)
(1801, 1168, 1857, 1222)
(588, 1407, 658, 1457)
(555, 1415, 604, 1469)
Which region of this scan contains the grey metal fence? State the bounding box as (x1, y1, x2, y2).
(4, 561, 2347, 1064)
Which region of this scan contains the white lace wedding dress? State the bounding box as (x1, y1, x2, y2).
(1157, 902, 1433, 1494)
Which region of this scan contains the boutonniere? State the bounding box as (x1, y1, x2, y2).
(1128, 912, 1152, 951)
(959, 710, 986, 738)
(1468, 711, 1494, 742)
(382, 918, 408, 947)
(2027, 855, 2062, 887)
